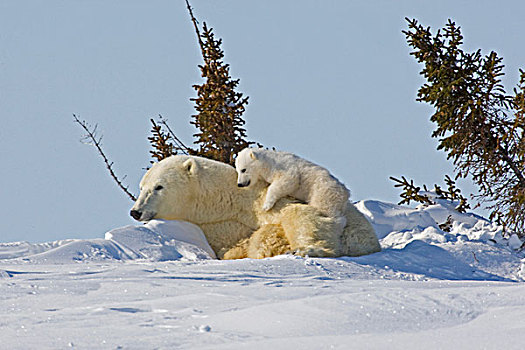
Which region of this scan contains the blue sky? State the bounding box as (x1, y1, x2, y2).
(1, 0, 524, 242)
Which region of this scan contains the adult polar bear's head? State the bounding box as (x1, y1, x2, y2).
(130, 155, 241, 223)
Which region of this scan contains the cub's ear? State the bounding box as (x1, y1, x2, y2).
(249, 150, 258, 160)
(183, 158, 198, 175)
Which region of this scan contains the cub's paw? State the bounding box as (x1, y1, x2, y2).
(262, 202, 274, 211)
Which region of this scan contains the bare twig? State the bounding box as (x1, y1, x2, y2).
(157, 115, 191, 154)
(73, 114, 137, 202)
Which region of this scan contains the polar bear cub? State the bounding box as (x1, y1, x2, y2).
(235, 148, 350, 218)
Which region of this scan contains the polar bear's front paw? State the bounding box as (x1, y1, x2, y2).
(262, 202, 274, 211)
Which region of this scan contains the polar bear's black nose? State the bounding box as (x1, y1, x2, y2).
(130, 210, 142, 220)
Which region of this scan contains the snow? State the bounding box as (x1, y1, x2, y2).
(0, 220, 216, 263)
(1, 200, 524, 349)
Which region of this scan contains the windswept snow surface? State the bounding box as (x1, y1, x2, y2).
(1, 201, 525, 349)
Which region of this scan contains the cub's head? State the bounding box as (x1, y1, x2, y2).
(130, 156, 200, 222)
(235, 148, 261, 188)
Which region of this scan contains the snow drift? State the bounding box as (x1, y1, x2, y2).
(0, 220, 216, 263)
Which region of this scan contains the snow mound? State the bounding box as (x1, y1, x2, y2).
(356, 200, 516, 250)
(356, 200, 525, 281)
(105, 219, 217, 260)
(0, 220, 216, 263)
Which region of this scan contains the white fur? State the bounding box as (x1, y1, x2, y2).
(236, 148, 350, 218)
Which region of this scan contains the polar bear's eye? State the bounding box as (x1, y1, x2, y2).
(241, 169, 247, 173)
(155, 185, 164, 191)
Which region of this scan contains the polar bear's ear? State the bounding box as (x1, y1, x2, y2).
(183, 158, 198, 175)
(249, 150, 258, 160)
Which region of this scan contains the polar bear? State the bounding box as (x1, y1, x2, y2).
(130, 155, 380, 259)
(236, 148, 350, 218)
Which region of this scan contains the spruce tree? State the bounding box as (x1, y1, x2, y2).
(404, 18, 525, 236)
(190, 21, 252, 165)
(148, 1, 253, 166)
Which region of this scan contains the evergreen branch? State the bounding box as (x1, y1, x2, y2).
(73, 114, 137, 202)
(389, 176, 432, 206)
(390, 175, 470, 212)
(185, 0, 205, 54)
(496, 144, 525, 188)
(148, 119, 174, 162)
